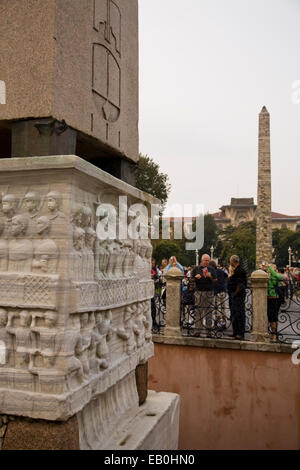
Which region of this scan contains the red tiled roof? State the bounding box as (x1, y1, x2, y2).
(271, 212, 300, 220)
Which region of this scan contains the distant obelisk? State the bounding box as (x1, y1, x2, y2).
(256, 106, 273, 268)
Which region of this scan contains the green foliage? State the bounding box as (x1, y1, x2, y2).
(152, 214, 219, 268)
(272, 228, 300, 267)
(136, 154, 171, 210)
(152, 241, 182, 266)
(219, 221, 256, 271)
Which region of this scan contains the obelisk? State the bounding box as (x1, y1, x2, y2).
(256, 106, 273, 268)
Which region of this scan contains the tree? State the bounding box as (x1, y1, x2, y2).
(219, 221, 256, 271)
(272, 228, 300, 267)
(179, 214, 218, 266)
(136, 154, 171, 210)
(152, 241, 182, 266)
(153, 214, 219, 268)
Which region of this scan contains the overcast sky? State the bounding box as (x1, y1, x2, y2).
(139, 0, 300, 217)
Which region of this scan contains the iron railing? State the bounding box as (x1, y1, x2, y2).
(180, 287, 253, 340)
(276, 281, 300, 344)
(151, 279, 300, 344)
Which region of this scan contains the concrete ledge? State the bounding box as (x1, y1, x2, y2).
(152, 334, 293, 354)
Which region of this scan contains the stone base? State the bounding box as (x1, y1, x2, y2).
(0, 391, 180, 450)
(1, 416, 79, 450)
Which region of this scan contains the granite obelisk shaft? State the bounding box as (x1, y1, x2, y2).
(256, 106, 273, 268)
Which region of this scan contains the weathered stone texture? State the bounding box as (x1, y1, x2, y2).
(256, 106, 273, 267)
(0, 0, 139, 162)
(0, 155, 155, 422)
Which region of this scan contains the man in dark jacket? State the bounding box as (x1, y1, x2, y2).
(227, 255, 247, 340)
(191, 254, 217, 336)
(209, 260, 228, 329)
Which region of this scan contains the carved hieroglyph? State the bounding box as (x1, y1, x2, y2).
(0, 156, 156, 421)
(0, 0, 139, 162)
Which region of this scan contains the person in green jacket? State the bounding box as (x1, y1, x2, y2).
(261, 263, 283, 342)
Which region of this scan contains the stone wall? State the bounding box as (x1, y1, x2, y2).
(149, 339, 300, 450)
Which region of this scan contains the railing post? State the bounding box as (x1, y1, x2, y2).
(164, 267, 184, 337)
(250, 269, 269, 342)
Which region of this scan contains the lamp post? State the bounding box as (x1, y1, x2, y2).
(288, 246, 292, 268)
(195, 249, 199, 266)
(210, 245, 214, 261)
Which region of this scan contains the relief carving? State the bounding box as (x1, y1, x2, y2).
(0, 218, 8, 271)
(7, 310, 32, 369)
(116, 305, 136, 355)
(93, 0, 122, 131)
(32, 217, 59, 274)
(96, 310, 113, 369)
(2, 194, 18, 239)
(8, 215, 33, 272)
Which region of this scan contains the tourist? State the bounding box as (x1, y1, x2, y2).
(209, 260, 228, 329)
(227, 255, 247, 340)
(160, 258, 168, 306)
(191, 254, 217, 337)
(278, 268, 288, 305)
(151, 258, 160, 328)
(261, 262, 283, 343)
(165, 256, 184, 274)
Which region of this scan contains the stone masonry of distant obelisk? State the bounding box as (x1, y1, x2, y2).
(256, 106, 273, 268)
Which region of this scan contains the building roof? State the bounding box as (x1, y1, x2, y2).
(271, 212, 300, 221)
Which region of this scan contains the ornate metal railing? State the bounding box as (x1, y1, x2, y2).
(151, 291, 166, 334)
(180, 287, 253, 340)
(276, 282, 300, 344)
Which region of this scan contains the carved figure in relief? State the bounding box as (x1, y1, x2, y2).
(30, 311, 58, 370)
(71, 227, 85, 281)
(24, 192, 41, 219)
(24, 192, 42, 236)
(71, 203, 84, 228)
(89, 313, 102, 373)
(79, 313, 91, 377)
(7, 310, 32, 368)
(116, 305, 136, 355)
(85, 227, 96, 280)
(142, 301, 152, 342)
(32, 216, 59, 274)
(133, 303, 146, 349)
(46, 191, 65, 237)
(133, 240, 143, 278)
(95, 239, 110, 279)
(47, 191, 65, 220)
(106, 239, 120, 278)
(65, 330, 85, 385)
(0, 218, 8, 271)
(2, 194, 18, 238)
(8, 215, 33, 272)
(82, 206, 93, 229)
(96, 310, 113, 369)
